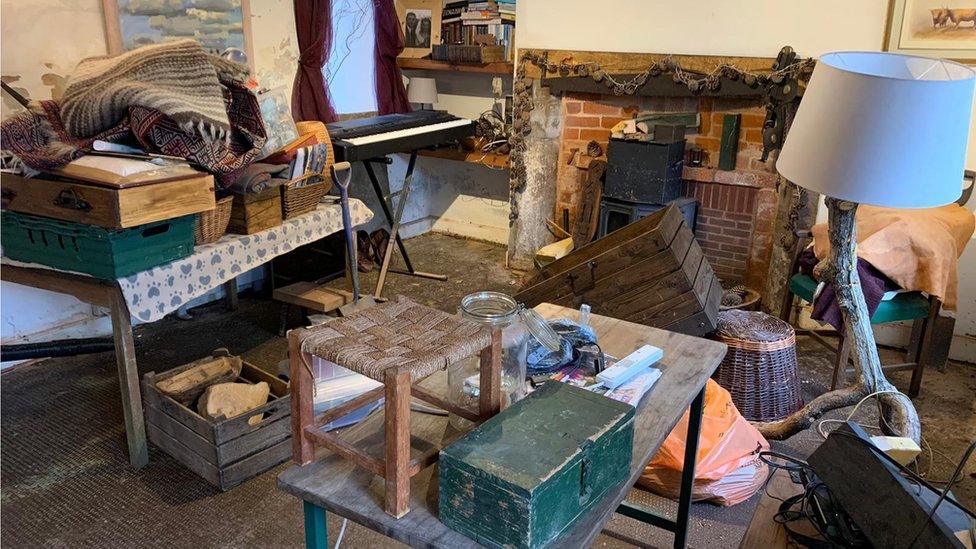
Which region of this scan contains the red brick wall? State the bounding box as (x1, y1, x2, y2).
(683, 181, 757, 283)
(554, 92, 779, 288)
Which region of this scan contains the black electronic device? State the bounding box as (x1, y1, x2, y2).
(328, 111, 476, 162)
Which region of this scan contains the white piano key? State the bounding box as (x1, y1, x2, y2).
(344, 119, 473, 146)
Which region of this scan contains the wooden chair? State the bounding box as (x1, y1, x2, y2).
(778, 230, 941, 398)
(288, 296, 501, 518)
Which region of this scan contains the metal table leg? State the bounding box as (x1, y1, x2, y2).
(673, 386, 706, 548)
(616, 385, 706, 549)
(109, 288, 148, 469)
(304, 501, 328, 549)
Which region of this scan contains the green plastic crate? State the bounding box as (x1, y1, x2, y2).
(1, 211, 196, 279)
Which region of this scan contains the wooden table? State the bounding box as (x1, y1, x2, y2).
(277, 303, 728, 548)
(1, 201, 372, 469)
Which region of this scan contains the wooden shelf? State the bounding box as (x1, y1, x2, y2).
(418, 148, 510, 169)
(397, 57, 513, 75)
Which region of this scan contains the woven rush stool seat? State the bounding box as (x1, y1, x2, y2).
(712, 310, 803, 422)
(287, 295, 502, 519)
(300, 296, 492, 382)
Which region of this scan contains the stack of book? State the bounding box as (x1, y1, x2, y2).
(440, 0, 516, 61)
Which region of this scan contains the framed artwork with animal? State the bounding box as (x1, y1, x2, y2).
(886, 0, 976, 61)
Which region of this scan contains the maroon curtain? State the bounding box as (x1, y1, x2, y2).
(373, 0, 410, 115)
(292, 0, 338, 123)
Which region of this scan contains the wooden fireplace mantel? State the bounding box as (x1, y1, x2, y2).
(522, 48, 778, 97)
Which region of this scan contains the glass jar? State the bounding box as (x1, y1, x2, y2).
(447, 292, 561, 430)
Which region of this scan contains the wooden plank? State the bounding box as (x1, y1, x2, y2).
(520, 49, 775, 79)
(142, 374, 216, 443)
(213, 392, 291, 445)
(289, 330, 315, 465)
(216, 414, 292, 467)
(305, 426, 385, 477)
(1, 265, 114, 308)
(147, 420, 221, 486)
(145, 404, 219, 465)
(273, 281, 351, 313)
(385, 370, 412, 517)
(571, 160, 604, 248)
(110, 288, 148, 469)
(738, 469, 804, 548)
(478, 330, 503, 416)
(411, 385, 482, 424)
(313, 386, 385, 427)
(228, 193, 282, 235)
(397, 57, 514, 75)
(277, 304, 728, 549)
(417, 149, 510, 169)
(219, 437, 292, 491)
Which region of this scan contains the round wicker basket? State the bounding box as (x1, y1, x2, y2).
(712, 309, 803, 422)
(194, 195, 233, 245)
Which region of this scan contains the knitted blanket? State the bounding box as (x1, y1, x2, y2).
(60, 39, 246, 141)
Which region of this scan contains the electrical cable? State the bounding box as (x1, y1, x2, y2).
(906, 440, 976, 547)
(335, 518, 348, 548)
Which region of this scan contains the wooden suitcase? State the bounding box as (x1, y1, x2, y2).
(142, 357, 291, 491)
(515, 204, 721, 336)
(440, 382, 634, 548)
(227, 187, 282, 235)
(1, 172, 215, 230)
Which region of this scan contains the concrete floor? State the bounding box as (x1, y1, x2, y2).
(2, 233, 974, 548)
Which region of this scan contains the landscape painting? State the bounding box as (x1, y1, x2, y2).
(103, 0, 252, 60)
(887, 0, 976, 60)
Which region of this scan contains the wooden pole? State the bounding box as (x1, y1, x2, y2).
(757, 197, 921, 443)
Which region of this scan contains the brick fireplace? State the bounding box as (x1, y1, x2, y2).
(555, 93, 779, 287)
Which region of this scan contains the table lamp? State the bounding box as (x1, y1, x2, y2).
(407, 77, 438, 110)
(771, 52, 975, 442)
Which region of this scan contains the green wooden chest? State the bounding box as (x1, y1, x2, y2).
(439, 382, 635, 548)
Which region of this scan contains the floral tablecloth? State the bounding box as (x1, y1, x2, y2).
(2, 198, 373, 323)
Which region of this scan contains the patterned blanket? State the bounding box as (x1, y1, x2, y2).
(61, 39, 244, 141)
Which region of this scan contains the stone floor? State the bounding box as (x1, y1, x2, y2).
(2, 233, 974, 548)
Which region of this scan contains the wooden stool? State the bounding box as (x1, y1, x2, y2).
(288, 296, 501, 518)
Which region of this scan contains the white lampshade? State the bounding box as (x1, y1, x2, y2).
(776, 51, 976, 208)
(407, 77, 438, 104)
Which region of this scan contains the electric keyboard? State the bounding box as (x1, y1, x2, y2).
(328, 111, 476, 162)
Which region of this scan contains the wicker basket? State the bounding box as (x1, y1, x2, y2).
(281, 177, 330, 219)
(194, 195, 233, 245)
(712, 310, 803, 422)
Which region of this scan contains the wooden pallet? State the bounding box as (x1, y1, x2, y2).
(515, 204, 721, 336)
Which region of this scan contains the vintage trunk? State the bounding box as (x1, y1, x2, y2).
(439, 382, 634, 549)
(142, 358, 291, 491)
(515, 204, 722, 336)
(0, 172, 215, 230)
(227, 187, 283, 234)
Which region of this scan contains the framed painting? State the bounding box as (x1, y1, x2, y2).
(101, 0, 254, 67)
(395, 0, 441, 58)
(885, 0, 976, 61)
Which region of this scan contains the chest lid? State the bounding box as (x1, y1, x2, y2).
(441, 382, 635, 496)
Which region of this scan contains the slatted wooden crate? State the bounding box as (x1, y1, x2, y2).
(515, 204, 721, 336)
(227, 187, 282, 234)
(142, 358, 291, 490)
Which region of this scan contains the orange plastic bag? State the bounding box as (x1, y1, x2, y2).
(637, 379, 769, 506)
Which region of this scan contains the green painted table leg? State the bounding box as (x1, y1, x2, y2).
(304, 501, 328, 549)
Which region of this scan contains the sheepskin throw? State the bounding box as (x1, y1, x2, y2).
(60, 39, 246, 141)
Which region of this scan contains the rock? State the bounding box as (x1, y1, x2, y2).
(197, 381, 270, 425)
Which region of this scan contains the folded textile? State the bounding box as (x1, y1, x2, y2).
(61, 39, 245, 141)
(1, 82, 266, 188)
(797, 248, 899, 331)
(230, 163, 291, 194)
(811, 204, 974, 310)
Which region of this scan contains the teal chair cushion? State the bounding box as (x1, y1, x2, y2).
(788, 274, 930, 325)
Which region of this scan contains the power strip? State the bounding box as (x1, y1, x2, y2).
(596, 345, 664, 389)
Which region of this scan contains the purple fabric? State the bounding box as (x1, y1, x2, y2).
(373, 0, 411, 115)
(292, 0, 338, 124)
(797, 249, 900, 331)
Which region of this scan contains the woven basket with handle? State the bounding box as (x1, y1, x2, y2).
(712, 310, 803, 422)
(194, 195, 233, 245)
(281, 120, 335, 219)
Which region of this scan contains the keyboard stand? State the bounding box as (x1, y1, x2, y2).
(364, 152, 447, 299)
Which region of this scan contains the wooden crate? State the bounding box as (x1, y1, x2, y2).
(142, 357, 291, 491)
(1, 172, 215, 230)
(440, 382, 634, 548)
(227, 187, 282, 235)
(515, 204, 721, 336)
